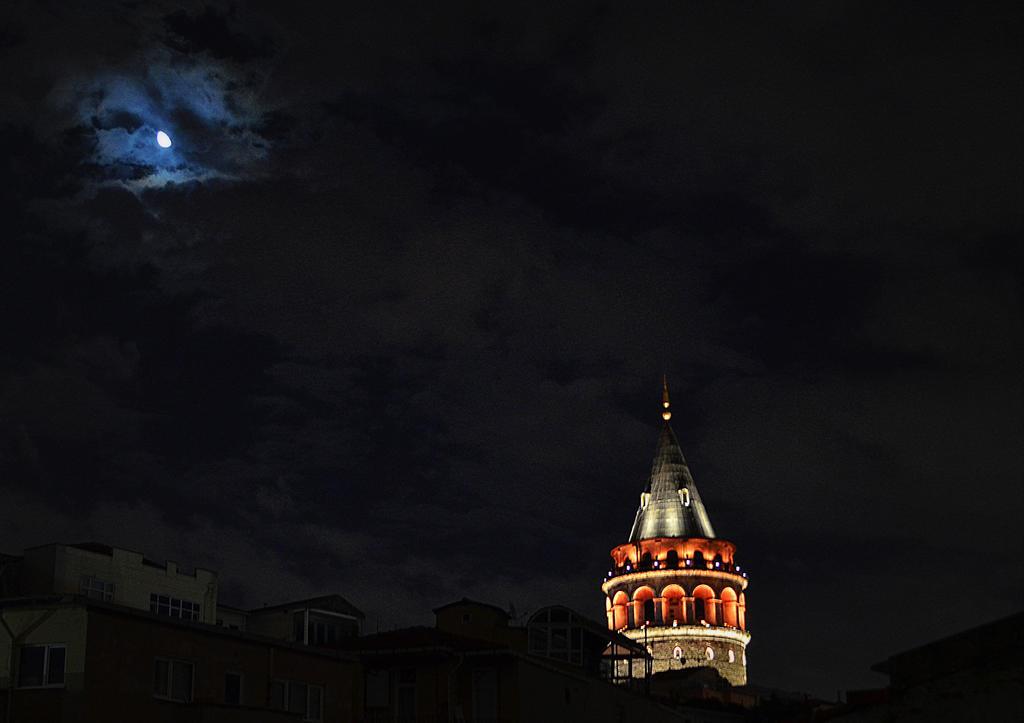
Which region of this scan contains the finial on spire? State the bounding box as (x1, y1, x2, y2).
(661, 374, 671, 421)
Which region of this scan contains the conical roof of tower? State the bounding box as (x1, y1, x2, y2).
(628, 380, 716, 541)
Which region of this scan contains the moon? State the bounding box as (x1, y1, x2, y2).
(156, 130, 172, 148)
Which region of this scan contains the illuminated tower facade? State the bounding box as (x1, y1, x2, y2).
(601, 379, 750, 685)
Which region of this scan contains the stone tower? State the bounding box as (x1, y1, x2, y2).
(602, 378, 750, 685)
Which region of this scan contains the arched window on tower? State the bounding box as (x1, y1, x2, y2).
(612, 591, 629, 631)
(640, 551, 652, 570)
(692, 584, 715, 625)
(661, 585, 685, 625)
(738, 592, 747, 631)
(632, 587, 656, 626)
(665, 550, 679, 569)
(721, 587, 738, 628)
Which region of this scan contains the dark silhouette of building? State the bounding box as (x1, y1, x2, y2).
(824, 612, 1024, 722)
(0, 594, 361, 722)
(0, 541, 365, 722)
(345, 598, 721, 723)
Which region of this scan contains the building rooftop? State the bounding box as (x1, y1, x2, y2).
(342, 625, 507, 653)
(249, 594, 365, 619)
(433, 597, 510, 619)
(0, 594, 359, 660)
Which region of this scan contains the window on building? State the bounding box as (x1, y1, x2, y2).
(224, 672, 242, 705)
(271, 679, 287, 710)
(289, 682, 308, 715)
(366, 670, 389, 708)
(149, 594, 201, 621)
(471, 668, 498, 723)
(153, 658, 193, 702)
(79, 575, 114, 601)
(306, 685, 324, 722)
(17, 644, 66, 688)
(270, 677, 322, 721)
(396, 669, 416, 723)
(310, 620, 340, 646)
(705, 646, 715, 660)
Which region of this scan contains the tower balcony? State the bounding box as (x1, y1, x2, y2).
(603, 555, 748, 582)
(604, 535, 749, 584)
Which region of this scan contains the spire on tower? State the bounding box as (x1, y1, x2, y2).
(627, 377, 716, 541)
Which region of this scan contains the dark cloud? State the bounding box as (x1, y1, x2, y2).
(1, 0, 1021, 698)
(163, 6, 274, 61)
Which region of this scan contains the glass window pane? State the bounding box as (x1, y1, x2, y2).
(18, 646, 45, 687)
(270, 680, 286, 710)
(308, 685, 323, 721)
(154, 659, 170, 696)
(288, 681, 307, 714)
(225, 672, 242, 705)
(397, 686, 415, 723)
(46, 647, 66, 685)
(171, 661, 193, 702)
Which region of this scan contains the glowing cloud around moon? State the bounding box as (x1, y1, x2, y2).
(156, 130, 172, 148)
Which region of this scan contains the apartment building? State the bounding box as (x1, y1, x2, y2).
(0, 595, 361, 722)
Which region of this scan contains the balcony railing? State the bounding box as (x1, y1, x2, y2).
(603, 558, 748, 582)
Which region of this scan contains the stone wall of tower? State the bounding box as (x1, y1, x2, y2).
(602, 554, 750, 687)
(619, 627, 748, 685)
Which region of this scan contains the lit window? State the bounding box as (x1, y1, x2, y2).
(672, 646, 683, 660)
(17, 644, 66, 688)
(79, 575, 114, 601)
(728, 650, 735, 663)
(742, 652, 747, 666)
(705, 646, 714, 660)
(153, 658, 193, 702)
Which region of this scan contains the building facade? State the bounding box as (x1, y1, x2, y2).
(0, 542, 367, 722)
(601, 380, 751, 685)
(14, 543, 218, 625)
(350, 599, 704, 723)
(0, 595, 362, 723)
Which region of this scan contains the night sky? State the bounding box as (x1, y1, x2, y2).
(2, 1, 1021, 697)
